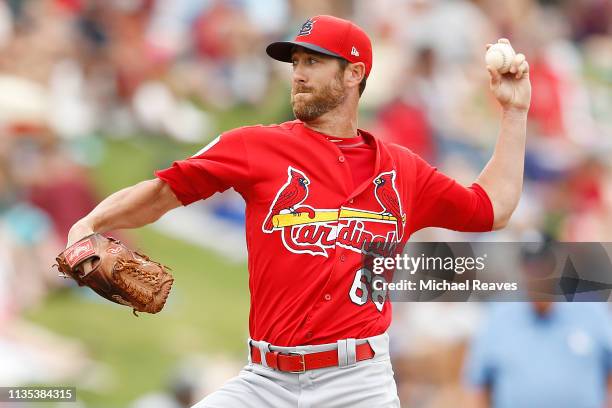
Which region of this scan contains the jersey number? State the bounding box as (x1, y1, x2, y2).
(349, 268, 387, 312)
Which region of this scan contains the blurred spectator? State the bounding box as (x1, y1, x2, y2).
(464, 243, 612, 408)
(130, 376, 196, 408)
(130, 355, 243, 408)
(372, 47, 437, 161)
(26, 145, 98, 239)
(464, 302, 612, 408)
(375, 98, 435, 161)
(0, 0, 12, 48)
(391, 303, 482, 407)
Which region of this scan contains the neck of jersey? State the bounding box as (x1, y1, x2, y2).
(322, 131, 376, 191)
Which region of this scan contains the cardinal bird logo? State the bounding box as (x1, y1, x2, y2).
(262, 167, 311, 232)
(373, 171, 405, 240)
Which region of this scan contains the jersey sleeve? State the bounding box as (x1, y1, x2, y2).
(155, 129, 251, 205)
(409, 153, 494, 234)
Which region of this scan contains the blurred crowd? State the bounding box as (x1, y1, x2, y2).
(0, 0, 610, 406)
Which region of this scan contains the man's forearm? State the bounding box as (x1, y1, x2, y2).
(68, 179, 181, 246)
(476, 108, 528, 229)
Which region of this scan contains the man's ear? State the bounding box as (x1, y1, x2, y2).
(345, 62, 366, 89)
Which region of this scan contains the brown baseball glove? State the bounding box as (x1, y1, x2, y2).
(55, 233, 174, 315)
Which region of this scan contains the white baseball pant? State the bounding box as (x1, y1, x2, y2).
(192, 332, 400, 408)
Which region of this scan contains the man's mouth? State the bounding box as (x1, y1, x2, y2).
(293, 89, 312, 96)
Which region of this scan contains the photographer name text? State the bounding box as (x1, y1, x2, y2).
(372, 278, 518, 292)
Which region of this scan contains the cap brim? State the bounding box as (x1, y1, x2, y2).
(266, 41, 342, 63)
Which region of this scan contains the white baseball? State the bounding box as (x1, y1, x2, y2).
(485, 42, 516, 74)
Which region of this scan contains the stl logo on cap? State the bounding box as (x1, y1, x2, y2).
(298, 18, 316, 36)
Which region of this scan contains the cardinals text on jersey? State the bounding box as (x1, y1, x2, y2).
(262, 166, 405, 259)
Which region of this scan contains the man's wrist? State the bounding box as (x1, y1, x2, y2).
(77, 217, 97, 233)
(67, 219, 96, 247)
(502, 106, 529, 117)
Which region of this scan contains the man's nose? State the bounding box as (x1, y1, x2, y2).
(292, 64, 307, 84)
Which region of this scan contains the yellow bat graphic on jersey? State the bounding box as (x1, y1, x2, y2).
(272, 208, 405, 228)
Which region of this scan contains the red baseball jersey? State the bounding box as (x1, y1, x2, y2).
(156, 120, 493, 346)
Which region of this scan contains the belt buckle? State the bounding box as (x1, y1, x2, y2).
(287, 352, 306, 373)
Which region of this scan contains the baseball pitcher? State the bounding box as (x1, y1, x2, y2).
(61, 15, 530, 408)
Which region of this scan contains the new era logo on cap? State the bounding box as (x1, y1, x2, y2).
(351, 46, 359, 57)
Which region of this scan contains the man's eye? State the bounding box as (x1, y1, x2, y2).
(309, 58, 317, 64)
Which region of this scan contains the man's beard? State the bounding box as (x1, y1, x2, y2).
(291, 75, 346, 122)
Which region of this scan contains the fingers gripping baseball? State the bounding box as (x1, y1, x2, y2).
(510, 53, 528, 78)
(486, 65, 501, 92)
(485, 39, 531, 111)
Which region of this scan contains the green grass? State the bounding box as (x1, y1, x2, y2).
(25, 134, 254, 407)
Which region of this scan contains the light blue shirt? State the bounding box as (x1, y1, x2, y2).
(464, 303, 612, 408)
